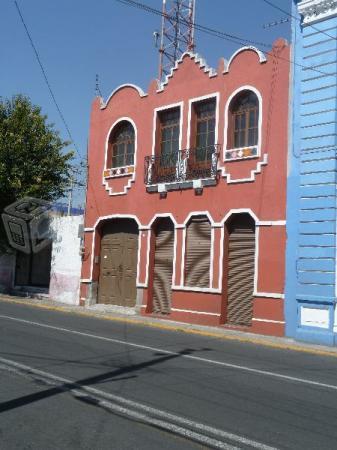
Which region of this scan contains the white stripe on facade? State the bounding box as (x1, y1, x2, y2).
(252, 318, 285, 324)
(171, 308, 221, 316)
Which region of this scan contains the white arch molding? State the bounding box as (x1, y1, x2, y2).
(223, 46, 267, 73)
(102, 117, 138, 196)
(223, 85, 263, 163)
(101, 84, 147, 109)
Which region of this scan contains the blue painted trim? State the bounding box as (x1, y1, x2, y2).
(297, 301, 333, 330)
(297, 295, 336, 304)
(296, 327, 335, 346)
(285, 2, 302, 339)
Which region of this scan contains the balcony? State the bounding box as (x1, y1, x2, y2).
(144, 145, 220, 191)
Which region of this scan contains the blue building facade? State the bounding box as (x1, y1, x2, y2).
(286, 0, 337, 345)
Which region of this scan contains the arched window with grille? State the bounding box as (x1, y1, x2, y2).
(226, 89, 259, 160)
(108, 121, 135, 168)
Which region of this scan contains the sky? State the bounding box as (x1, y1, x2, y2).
(1, 0, 291, 207)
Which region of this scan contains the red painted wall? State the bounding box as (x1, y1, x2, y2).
(81, 40, 290, 337)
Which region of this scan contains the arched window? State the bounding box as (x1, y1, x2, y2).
(228, 90, 259, 150)
(108, 121, 135, 168)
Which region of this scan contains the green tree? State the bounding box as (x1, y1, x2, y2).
(0, 95, 74, 249)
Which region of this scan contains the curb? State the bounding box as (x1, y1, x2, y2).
(1, 295, 337, 358)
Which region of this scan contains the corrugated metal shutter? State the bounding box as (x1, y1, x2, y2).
(152, 218, 174, 314)
(185, 216, 211, 288)
(227, 224, 255, 326)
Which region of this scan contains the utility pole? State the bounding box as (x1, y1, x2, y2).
(157, 0, 196, 81)
(67, 175, 74, 216)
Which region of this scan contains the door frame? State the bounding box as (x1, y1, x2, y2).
(96, 218, 139, 306)
(148, 216, 175, 314)
(221, 212, 256, 326)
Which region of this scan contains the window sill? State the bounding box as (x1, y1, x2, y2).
(146, 177, 217, 193)
(103, 165, 134, 179)
(225, 146, 258, 161)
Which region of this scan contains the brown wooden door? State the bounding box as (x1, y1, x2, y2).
(226, 215, 255, 326)
(152, 218, 174, 314)
(97, 221, 138, 306)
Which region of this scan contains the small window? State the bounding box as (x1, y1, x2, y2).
(193, 99, 216, 163)
(157, 108, 180, 169)
(229, 91, 259, 150)
(109, 121, 135, 168)
(158, 108, 180, 156)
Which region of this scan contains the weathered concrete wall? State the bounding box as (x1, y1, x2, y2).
(0, 253, 15, 292)
(49, 215, 83, 305)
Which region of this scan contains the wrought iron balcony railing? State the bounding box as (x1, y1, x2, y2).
(144, 145, 220, 185)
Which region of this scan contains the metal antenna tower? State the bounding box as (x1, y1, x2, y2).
(158, 0, 196, 81)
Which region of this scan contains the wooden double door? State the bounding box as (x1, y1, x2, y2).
(97, 220, 138, 306)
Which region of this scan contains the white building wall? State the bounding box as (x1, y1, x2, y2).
(49, 215, 83, 305)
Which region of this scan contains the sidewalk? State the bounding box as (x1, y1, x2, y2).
(1, 293, 337, 358)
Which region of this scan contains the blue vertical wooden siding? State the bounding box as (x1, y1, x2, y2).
(286, 1, 337, 345)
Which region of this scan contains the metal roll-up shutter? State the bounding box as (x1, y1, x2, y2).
(152, 218, 174, 314)
(227, 223, 255, 326)
(185, 216, 211, 288)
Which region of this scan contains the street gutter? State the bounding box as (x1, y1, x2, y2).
(1, 294, 337, 358)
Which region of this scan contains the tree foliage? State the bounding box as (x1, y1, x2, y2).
(0, 95, 74, 249)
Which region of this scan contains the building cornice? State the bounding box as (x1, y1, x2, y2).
(298, 0, 337, 26)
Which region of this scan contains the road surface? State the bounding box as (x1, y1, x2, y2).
(1, 300, 337, 449)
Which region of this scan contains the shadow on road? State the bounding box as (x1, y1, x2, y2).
(0, 348, 203, 413)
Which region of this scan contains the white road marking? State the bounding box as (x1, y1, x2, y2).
(0, 356, 276, 450)
(1, 314, 337, 392)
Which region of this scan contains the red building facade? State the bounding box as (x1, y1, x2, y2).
(81, 40, 290, 337)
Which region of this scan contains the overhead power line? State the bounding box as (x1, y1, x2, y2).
(261, 0, 337, 42)
(115, 0, 271, 49)
(14, 1, 85, 163)
(115, 0, 336, 78)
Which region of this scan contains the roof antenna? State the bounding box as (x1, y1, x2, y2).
(263, 17, 289, 28)
(95, 74, 102, 98)
(157, 0, 196, 82)
(153, 30, 160, 48)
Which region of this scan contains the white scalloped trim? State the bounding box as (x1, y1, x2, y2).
(157, 52, 217, 92)
(223, 46, 267, 73)
(101, 84, 147, 109)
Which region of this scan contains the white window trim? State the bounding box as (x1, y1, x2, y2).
(223, 85, 263, 162)
(182, 212, 213, 289)
(102, 117, 138, 196)
(186, 92, 220, 150)
(151, 101, 184, 157)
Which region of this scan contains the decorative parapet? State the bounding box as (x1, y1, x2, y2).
(298, 0, 337, 25)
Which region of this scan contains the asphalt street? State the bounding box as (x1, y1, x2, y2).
(1, 300, 337, 449)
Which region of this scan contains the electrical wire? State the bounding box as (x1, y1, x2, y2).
(14, 1, 85, 164)
(116, 0, 271, 48)
(14, 1, 91, 210)
(114, 0, 336, 78)
(261, 0, 337, 41)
